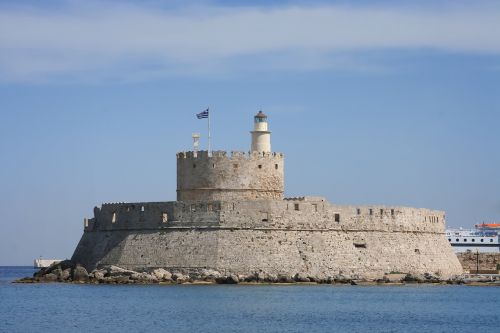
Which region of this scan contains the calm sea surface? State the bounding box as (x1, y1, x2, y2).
(0, 266, 499, 333)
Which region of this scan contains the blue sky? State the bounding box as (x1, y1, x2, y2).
(0, 0, 499, 265)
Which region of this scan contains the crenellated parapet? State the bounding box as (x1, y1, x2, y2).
(176, 150, 284, 202)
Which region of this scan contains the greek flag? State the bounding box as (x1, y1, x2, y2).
(196, 109, 209, 119)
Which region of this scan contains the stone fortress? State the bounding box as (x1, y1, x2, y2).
(72, 111, 463, 280)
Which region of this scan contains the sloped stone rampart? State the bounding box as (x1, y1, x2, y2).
(72, 198, 463, 279)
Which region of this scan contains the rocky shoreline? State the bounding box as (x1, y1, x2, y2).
(14, 260, 500, 286)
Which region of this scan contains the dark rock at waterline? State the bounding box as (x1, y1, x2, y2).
(72, 266, 89, 282)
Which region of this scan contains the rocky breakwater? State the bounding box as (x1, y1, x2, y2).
(13, 260, 480, 285)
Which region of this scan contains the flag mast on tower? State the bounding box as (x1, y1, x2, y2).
(196, 108, 210, 155)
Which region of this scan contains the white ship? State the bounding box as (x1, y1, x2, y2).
(446, 223, 500, 253)
(34, 258, 62, 268)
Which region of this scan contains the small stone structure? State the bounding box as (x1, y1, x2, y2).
(71, 112, 463, 280)
(457, 252, 500, 273)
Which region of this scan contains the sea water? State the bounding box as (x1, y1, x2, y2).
(0, 266, 499, 333)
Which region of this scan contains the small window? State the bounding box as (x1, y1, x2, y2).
(312, 204, 318, 212)
(233, 164, 238, 168)
(369, 209, 373, 215)
(258, 165, 262, 169)
(464, 239, 467, 242)
(415, 249, 420, 254)
(357, 208, 361, 215)
(261, 212, 269, 222)
(391, 209, 395, 216)
(380, 209, 384, 216)
(190, 204, 196, 212)
(193, 164, 196, 168)
(162, 213, 168, 223)
(354, 244, 366, 248)
(111, 212, 117, 223)
(212, 164, 215, 168)
(436, 217, 439, 222)
(481, 239, 484, 242)
(472, 239, 475, 242)
(84, 218, 89, 227)
(207, 204, 213, 212)
(334, 213, 340, 222)
(275, 164, 278, 169)
(448, 238, 451, 242)
(141, 206, 145, 212)
(294, 203, 299, 211)
(456, 239, 459, 242)
(491, 239, 494, 243)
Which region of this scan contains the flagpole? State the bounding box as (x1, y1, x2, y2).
(208, 108, 211, 156)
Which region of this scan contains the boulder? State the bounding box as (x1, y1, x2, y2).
(61, 268, 72, 281)
(277, 274, 295, 283)
(216, 275, 239, 284)
(172, 273, 189, 283)
(200, 269, 221, 280)
(72, 266, 89, 282)
(152, 268, 171, 281)
(42, 273, 58, 282)
(105, 265, 137, 277)
(294, 273, 310, 283)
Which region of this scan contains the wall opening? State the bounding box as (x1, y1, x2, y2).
(334, 213, 340, 222)
(84, 218, 89, 227)
(190, 204, 196, 212)
(275, 164, 278, 169)
(369, 209, 373, 215)
(415, 249, 420, 254)
(212, 164, 215, 168)
(354, 244, 366, 248)
(193, 164, 196, 168)
(111, 212, 117, 223)
(357, 208, 361, 215)
(233, 164, 238, 168)
(261, 212, 269, 222)
(380, 209, 384, 216)
(294, 203, 299, 211)
(162, 213, 168, 223)
(312, 204, 318, 212)
(207, 204, 213, 212)
(141, 206, 145, 212)
(258, 164, 262, 169)
(391, 209, 395, 216)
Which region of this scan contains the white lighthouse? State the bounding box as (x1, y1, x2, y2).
(250, 111, 271, 153)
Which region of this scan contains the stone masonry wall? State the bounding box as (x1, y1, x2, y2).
(456, 252, 500, 272)
(176, 151, 284, 201)
(72, 198, 462, 278)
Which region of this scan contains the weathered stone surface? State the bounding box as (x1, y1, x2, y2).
(294, 273, 310, 283)
(42, 273, 58, 282)
(152, 268, 171, 281)
(456, 252, 500, 273)
(72, 266, 89, 282)
(71, 198, 463, 281)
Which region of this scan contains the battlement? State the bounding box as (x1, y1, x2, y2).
(176, 150, 284, 160)
(177, 150, 285, 202)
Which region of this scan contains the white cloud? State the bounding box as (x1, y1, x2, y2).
(0, 1, 499, 82)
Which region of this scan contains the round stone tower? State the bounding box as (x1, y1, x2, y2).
(176, 112, 284, 202)
(251, 111, 271, 152)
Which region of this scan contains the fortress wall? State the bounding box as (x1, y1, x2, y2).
(176, 151, 284, 201)
(72, 227, 461, 278)
(84, 199, 445, 234)
(72, 229, 219, 271)
(215, 229, 461, 279)
(73, 199, 461, 277)
(86, 202, 221, 231)
(218, 199, 445, 234)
